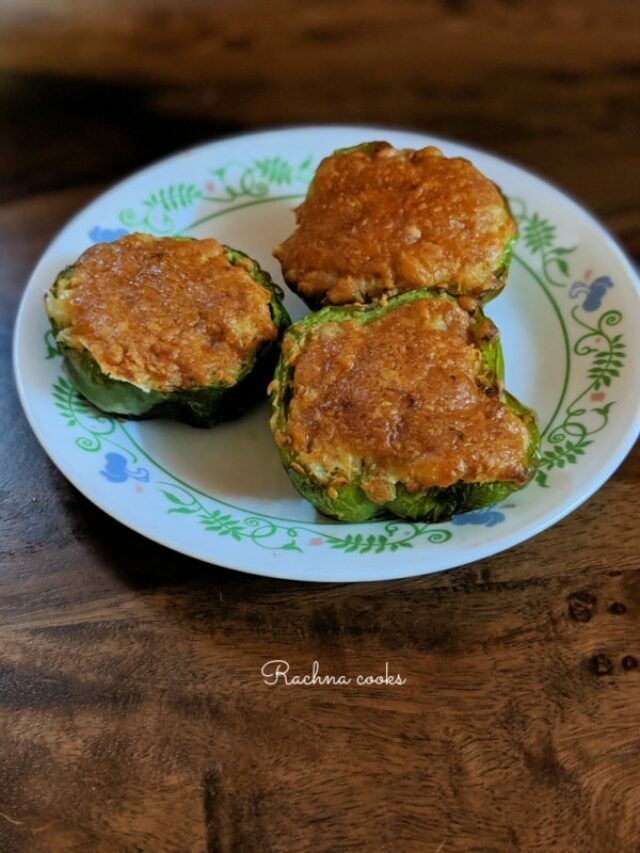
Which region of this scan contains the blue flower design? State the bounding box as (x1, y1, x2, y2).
(100, 452, 150, 484)
(451, 507, 505, 527)
(569, 276, 613, 312)
(88, 226, 129, 244)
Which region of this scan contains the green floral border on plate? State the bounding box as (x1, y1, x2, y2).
(44, 158, 627, 556)
(509, 197, 626, 487)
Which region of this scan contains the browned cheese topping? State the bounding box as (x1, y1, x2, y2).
(49, 234, 277, 391)
(274, 143, 517, 304)
(280, 298, 530, 502)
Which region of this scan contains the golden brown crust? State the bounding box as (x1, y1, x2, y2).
(280, 298, 529, 498)
(48, 234, 278, 392)
(274, 143, 516, 304)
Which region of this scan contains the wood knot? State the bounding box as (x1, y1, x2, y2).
(621, 655, 638, 671)
(608, 602, 627, 615)
(568, 591, 596, 622)
(588, 654, 613, 676)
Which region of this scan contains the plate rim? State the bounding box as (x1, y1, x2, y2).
(12, 124, 640, 582)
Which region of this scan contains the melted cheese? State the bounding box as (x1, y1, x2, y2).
(274, 143, 516, 304)
(277, 298, 530, 500)
(47, 234, 277, 392)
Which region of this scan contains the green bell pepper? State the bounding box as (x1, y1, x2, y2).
(47, 245, 290, 428)
(270, 289, 539, 523)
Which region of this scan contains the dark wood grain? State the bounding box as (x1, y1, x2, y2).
(1, 0, 639, 258)
(1, 2, 639, 850)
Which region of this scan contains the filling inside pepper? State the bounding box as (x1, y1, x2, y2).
(274, 142, 517, 304)
(276, 297, 531, 503)
(46, 233, 278, 392)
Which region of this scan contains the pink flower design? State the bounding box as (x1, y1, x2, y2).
(309, 537, 324, 546)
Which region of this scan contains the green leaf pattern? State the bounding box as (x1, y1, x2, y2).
(152, 482, 452, 555)
(511, 200, 577, 286)
(322, 526, 451, 554)
(510, 199, 626, 488)
(118, 156, 314, 235)
(49, 369, 139, 460)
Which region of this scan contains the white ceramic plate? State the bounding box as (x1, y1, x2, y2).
(13, 126, 640, 582)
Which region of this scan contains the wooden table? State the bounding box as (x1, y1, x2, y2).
(1, 2, 639, 850)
